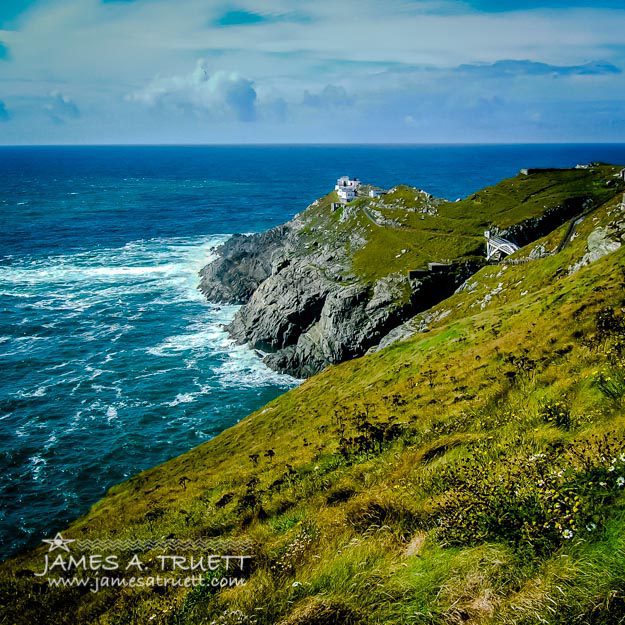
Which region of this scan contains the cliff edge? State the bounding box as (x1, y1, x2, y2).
(200, 167, 623, 376)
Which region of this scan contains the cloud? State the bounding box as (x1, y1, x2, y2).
(456, 59, 621, 77)
(44, 91, 80, 124)
(303, 85, 354, 108)
(0, 100, 10, 122)
(128, 60, 257, 121)
(1, 0, 625, 143)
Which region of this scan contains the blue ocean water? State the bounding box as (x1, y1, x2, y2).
(1, 144, 625, 559)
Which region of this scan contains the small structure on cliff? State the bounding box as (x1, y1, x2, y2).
(619, 168, 625, 181)
(335, 176, 360, 203)
(485, 230, 520, 261)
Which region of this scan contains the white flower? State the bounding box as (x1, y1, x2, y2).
(608, 465, 615, 472)
(617, 477, 625, 487)
(292, 581, 302, 587)
(562, 529, 574, 539)
(586, 523, 597, 532)
(599, 482, 607, 487)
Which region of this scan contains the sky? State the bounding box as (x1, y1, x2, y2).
(0, 0, 624, 144)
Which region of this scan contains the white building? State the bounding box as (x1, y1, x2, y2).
(369, 188, 384, 198)
(335, 176, 360, 203)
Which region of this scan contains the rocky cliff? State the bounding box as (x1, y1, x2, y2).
(199, 189, 482, 377)
(199, 167, 624, 377)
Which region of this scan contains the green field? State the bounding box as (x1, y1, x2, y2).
(298, 166, 622, 286)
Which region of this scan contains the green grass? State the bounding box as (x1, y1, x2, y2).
(2, 172, 625, 624)
(300, 166, 623, 284)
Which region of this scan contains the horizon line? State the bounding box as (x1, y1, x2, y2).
(2, 141, 625, 148)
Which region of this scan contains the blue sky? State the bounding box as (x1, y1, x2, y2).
(0, 0, 624, 143)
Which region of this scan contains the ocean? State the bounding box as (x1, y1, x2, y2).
(2, 144, 625, 558)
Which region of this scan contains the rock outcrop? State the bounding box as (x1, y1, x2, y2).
(198, 226, 289, 303)
(199, 196, 479, 377)
(199, 215, 421, 376)
(569, 212, 625, 274)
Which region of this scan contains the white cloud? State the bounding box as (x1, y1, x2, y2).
(0, 0, 624, 142)
(303, 85, 353, 108)
(44, 91, 80, 124)
(0, 100, 10, 122)
(128, 60, 257, 121)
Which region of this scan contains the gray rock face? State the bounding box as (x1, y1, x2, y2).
(197, 203, 424, 376)
(197, 193, 483, 377)
(198, 206, 483, 377)
(225, 262, 416, 377)
(258, 278, 415, 377)
(198, 225, 289, 303)
(227, 264, 332, 352)
(569, 219, 624, 274)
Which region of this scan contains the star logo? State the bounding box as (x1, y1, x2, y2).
(42, 533, 75, 553)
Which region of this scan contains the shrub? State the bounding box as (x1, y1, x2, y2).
(594, 361, 625, 405)
(333, 408, 404, 459)
(539, 400, 571, 430)
(431, 433, 625, 554)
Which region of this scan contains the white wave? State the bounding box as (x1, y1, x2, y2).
(147, 311, 238, 357)
(43, 361, 73, 372)
(17, 386, 47, 398)
(29, 454, 46, 481)
(0, 235, 229, 297)
(217, 343, 301, 389)
(167, 393, 197, 407)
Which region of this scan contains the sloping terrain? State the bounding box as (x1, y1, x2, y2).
(2, 173, 625, 624)
(200, 166, 623, 376)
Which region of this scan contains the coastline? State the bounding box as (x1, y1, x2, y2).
(3, 149, 625, 624)
(0, 232, 298, 560)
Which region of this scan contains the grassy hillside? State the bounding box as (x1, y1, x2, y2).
(2, 173, 625, 625)
(299, 165, 622, 283)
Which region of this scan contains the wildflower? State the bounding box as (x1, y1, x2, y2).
(562, 529, 574, 539)
(586, 523, 597, 532)
(292, 581, 302, 587)
(617, 477, 625, 487)
(599, 482, 607, 487)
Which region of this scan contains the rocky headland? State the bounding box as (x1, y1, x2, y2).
(200, 167, 623, 377)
